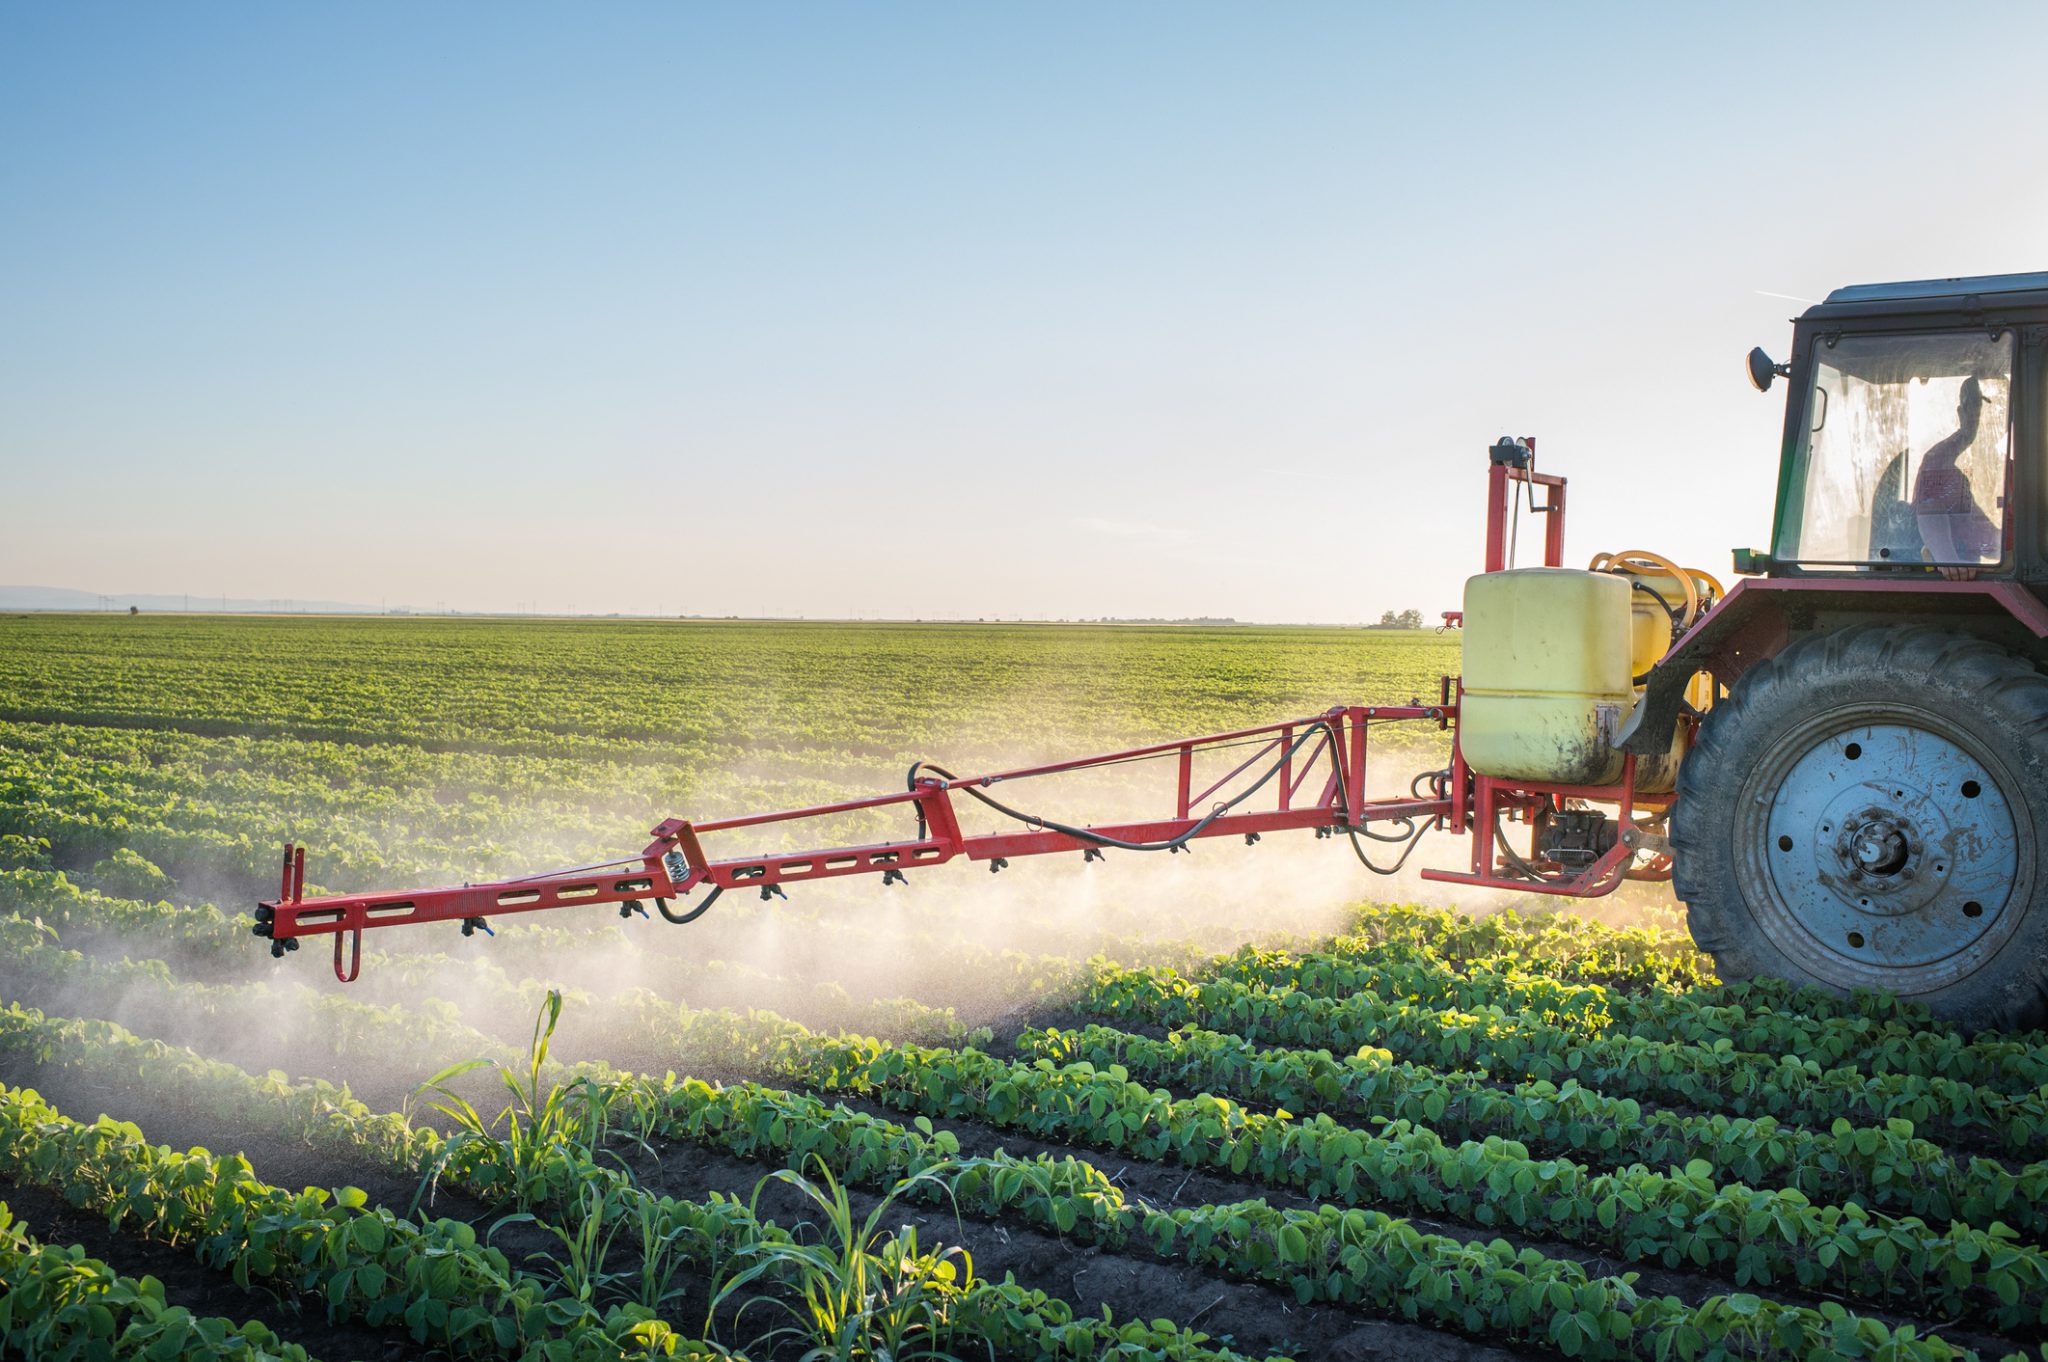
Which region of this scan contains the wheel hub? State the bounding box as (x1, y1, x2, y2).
(1845, 818, 1909, 876)
(1753, 720, 2017, 977)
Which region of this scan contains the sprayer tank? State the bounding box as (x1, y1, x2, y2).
(1459, 567, 1632, 785)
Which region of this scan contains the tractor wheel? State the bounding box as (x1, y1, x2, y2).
(1671, 624, 2048, 1031)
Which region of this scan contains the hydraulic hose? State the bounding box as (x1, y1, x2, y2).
(1588, 548, 1703, 627)
(912, 721, 1340, 853)
(655, 883, 722, 924)
(911, 719, 1444, 874)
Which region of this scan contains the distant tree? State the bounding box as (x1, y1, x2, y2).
(128, 604, 139, 616)
(1377, 610, 1398, 627)
(1397, 608, 1424, 629)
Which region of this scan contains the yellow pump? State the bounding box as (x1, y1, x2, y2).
(1586, 550, 1719, 792)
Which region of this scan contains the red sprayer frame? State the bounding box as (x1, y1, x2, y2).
(256, 435, 1681, 981)
(1419, 440, 1676, 897)
(259, 705, 1454, 980)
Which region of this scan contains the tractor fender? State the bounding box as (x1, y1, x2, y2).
(1618, 577, 2048, 756)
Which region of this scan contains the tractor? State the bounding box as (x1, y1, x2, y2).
(256, 270, 2048, 1031)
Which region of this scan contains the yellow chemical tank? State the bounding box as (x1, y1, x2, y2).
(1459, 568, 1632, 786)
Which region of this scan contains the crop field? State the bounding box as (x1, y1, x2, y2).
(0, 612, 2043, 1361)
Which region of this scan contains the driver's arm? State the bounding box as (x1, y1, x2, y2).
(1914, 512, 1979, 580)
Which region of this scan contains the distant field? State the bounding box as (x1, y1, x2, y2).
(0, 615, 1459, 752)
(0, 614, 1458, 895)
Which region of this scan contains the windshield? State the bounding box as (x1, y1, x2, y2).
(1775, 331, 2013, 567)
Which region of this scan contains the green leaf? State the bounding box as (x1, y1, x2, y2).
(350, 1215, 387, 1255)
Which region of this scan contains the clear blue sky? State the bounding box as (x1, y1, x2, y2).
(5, 4, 2045, 620)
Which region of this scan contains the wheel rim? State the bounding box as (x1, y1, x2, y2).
(1734, 705, 2030, 994)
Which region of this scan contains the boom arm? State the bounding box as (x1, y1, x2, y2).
(256, 703, 1453, 981)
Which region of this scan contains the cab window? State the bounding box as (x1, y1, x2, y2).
(1776, 331, 2013, 567)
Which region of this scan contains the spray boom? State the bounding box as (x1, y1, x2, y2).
(256, 704, 1454, 981)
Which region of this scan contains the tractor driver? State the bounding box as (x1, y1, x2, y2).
(1912, 376, 2000, 578)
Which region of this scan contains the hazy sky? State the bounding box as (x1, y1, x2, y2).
(5, 5, 2046, 621)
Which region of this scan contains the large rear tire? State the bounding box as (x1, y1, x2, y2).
(1671, 624, 2048, 1031)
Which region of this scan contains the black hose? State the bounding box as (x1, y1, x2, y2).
(1492, 812, 1572, 885)
(910, 717, 1448, 875)
(1316, 731, 1441, 874)
(916, 722, 1340, 853)
(1340, 814, 1439, 874)
(1619, 578, 1681, 685)
(655, 883, 723, 924)
(1351, 816, 1419, 843)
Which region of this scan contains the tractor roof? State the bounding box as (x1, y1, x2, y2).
(1825, 272, 2048, 303)
(1804, 271, 2048, 324)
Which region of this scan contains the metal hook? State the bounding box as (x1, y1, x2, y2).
(333, 927, 362, 983)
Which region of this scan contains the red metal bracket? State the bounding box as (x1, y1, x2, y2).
(1419, 754, 1668, 897)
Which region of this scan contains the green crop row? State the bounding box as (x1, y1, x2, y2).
(2, 968, 2023, 1361)
(612, 1068, 2005, 1362)
(1083, 963, 2048, 1158)
(0, 867, 249, 964)
(4, 987, 2008, 1362)
(0, 1203, 318, 1362)
(1018, 1022, 2048, 1241)
(1208, 942, 2048, 1091)
(1334, 902, 1715, 993)
(0, 1082, 714, 1360)
(1327, 904, 2000, 1040)
(0, 913, 537, 1076)
(0, 1000, 1271, 1362)
(624, 1001, 2024, 1359)
(726, 1020, 2048, 1330)
(417, 1087, 1251, 1362)
(0, 867, 991, 1052)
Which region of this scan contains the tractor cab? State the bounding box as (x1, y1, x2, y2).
(1748, 272, 2048, 584)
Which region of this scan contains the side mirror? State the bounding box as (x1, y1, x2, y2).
(1747, 346, 1789, 393)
